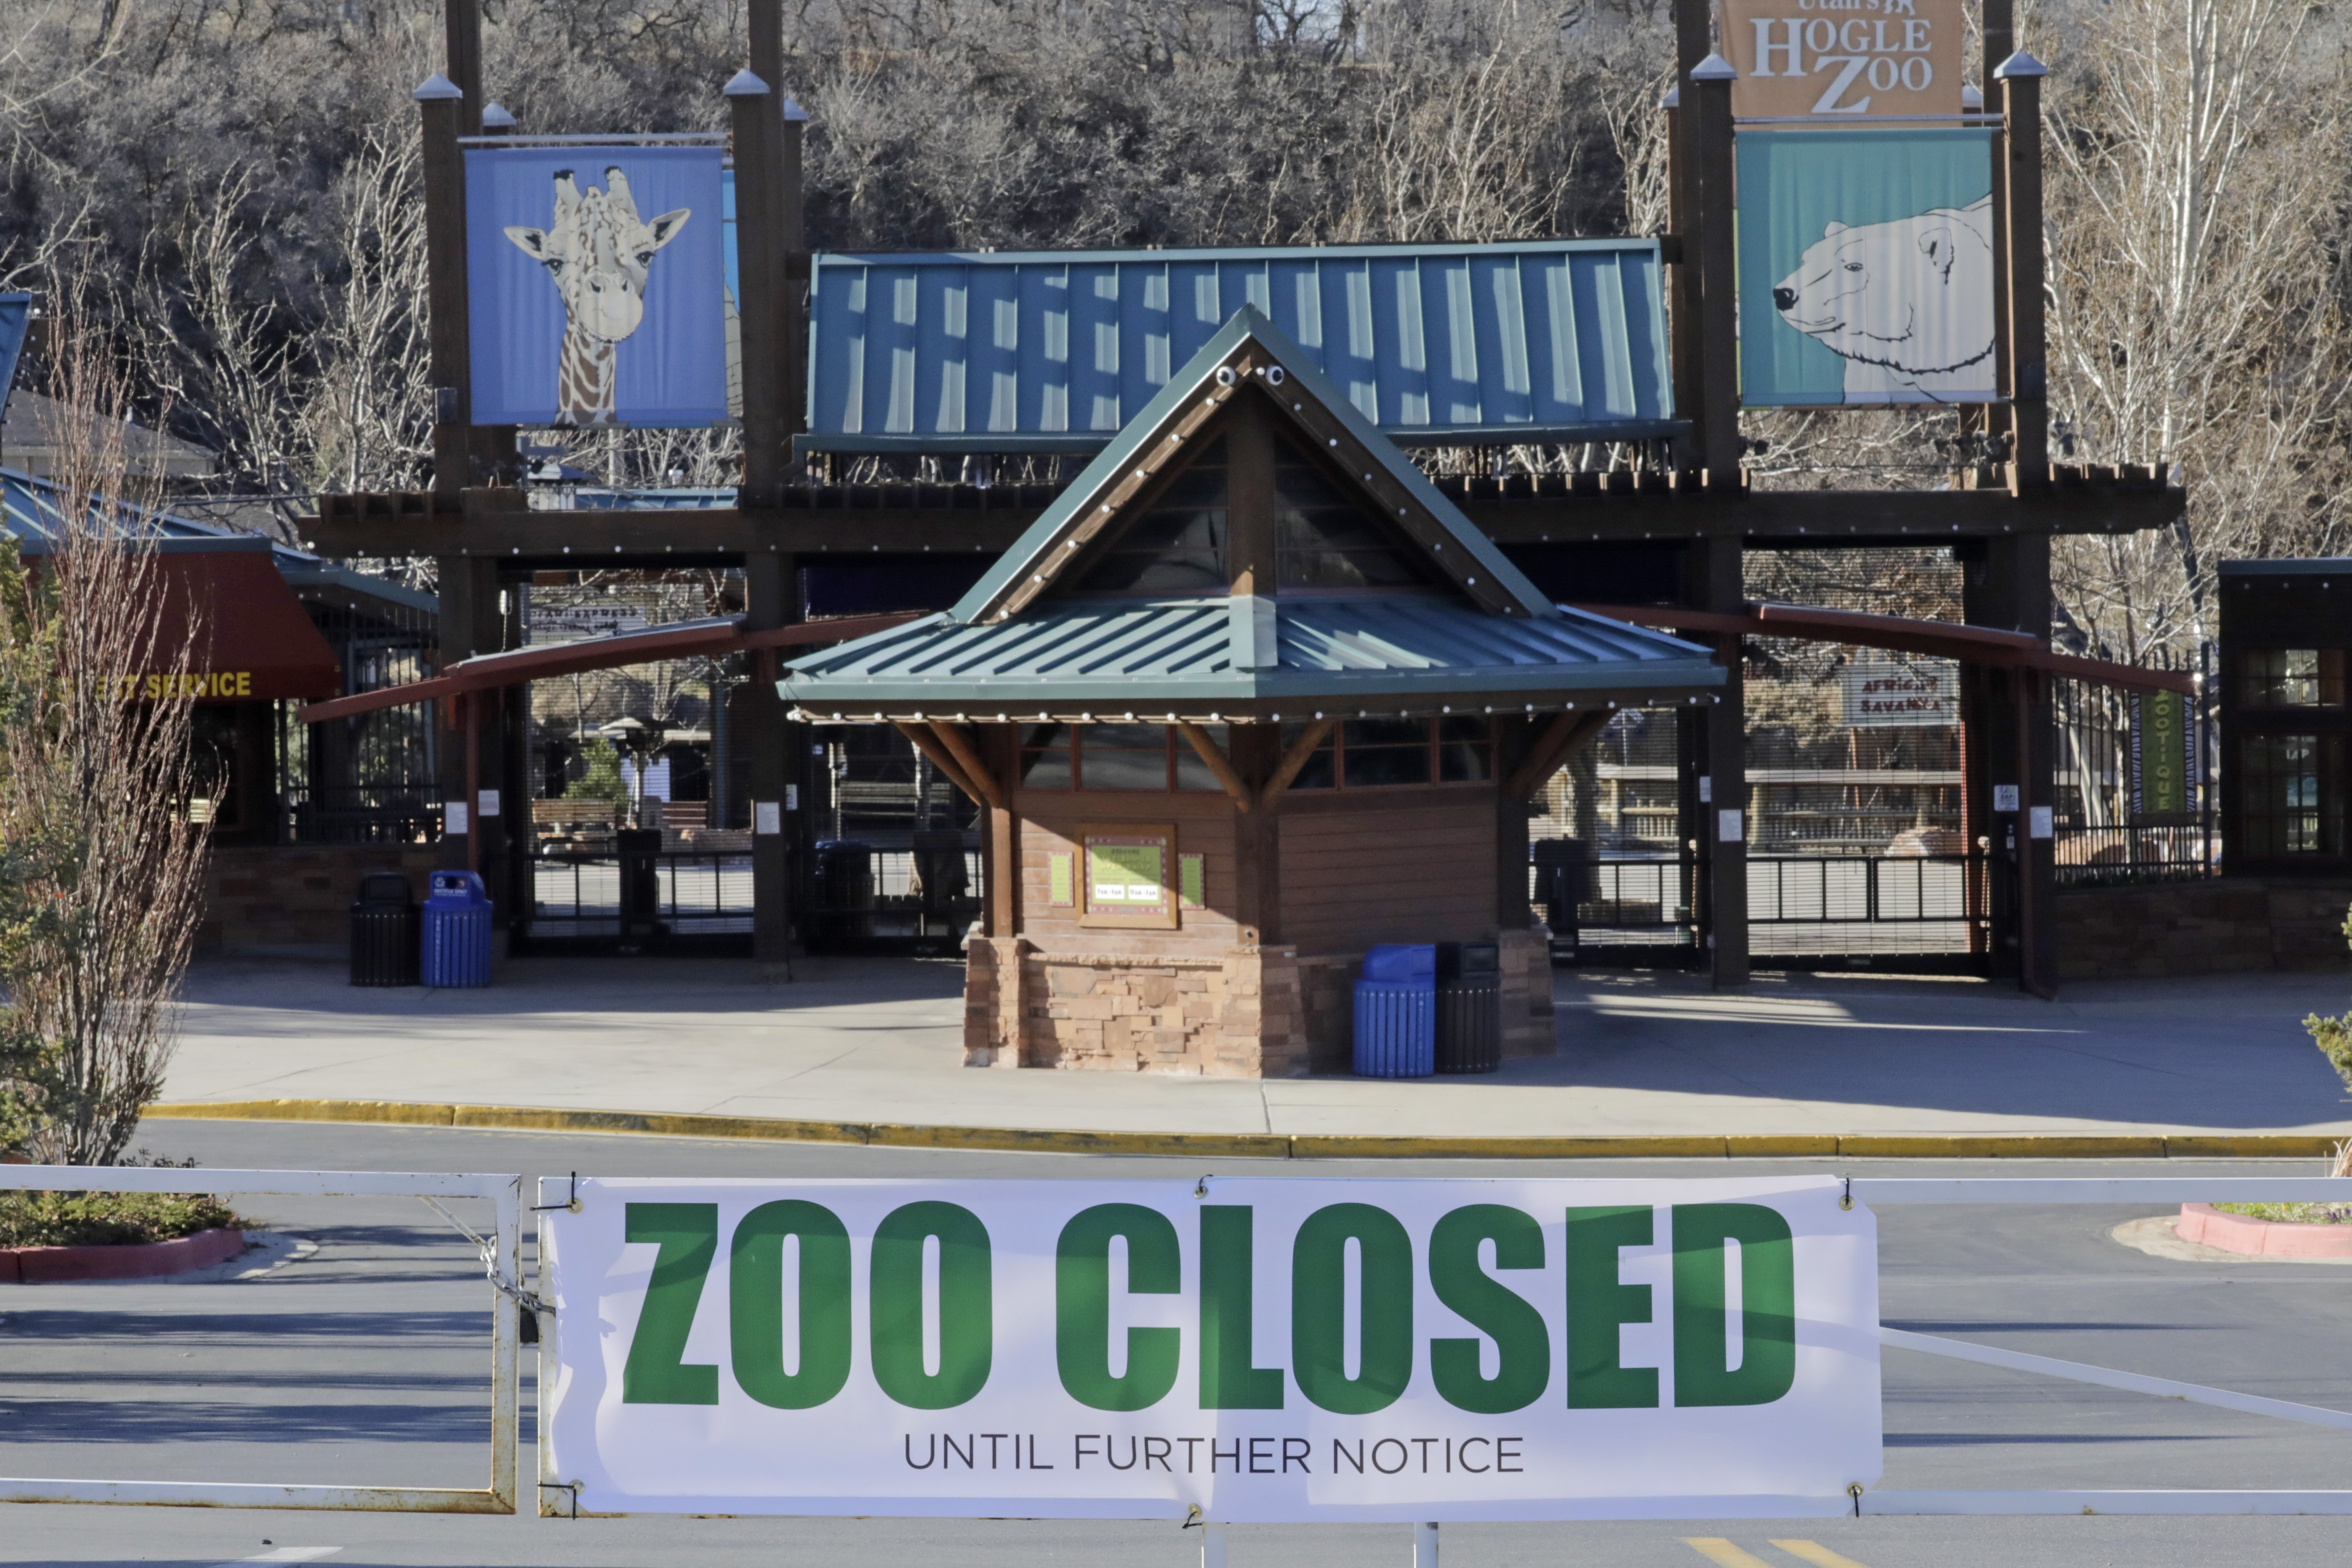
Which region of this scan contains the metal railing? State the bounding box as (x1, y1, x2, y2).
(2051, 822, 2216, 889)
(278, 784, 442, 846)
(1534, 850, 1989, 963)
(524, 849, 754, 939)
(0, 1165, 521, 1514)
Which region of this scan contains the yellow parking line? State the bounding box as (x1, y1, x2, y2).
(1771, 1541, 1875, 1568)
(1679, 1541, 1778, 1568)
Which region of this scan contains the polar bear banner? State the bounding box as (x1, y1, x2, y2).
(1735, 127, 1997, 406)
(1772, 196, 1996, 402)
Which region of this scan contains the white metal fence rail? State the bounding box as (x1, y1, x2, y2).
(0, 1166, 522, 1514)
(5, 1169, 2349, 1522)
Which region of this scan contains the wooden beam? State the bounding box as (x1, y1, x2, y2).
(1504, 710, 1613, 801)
(929, 721, 1004, 810)
(1692, 57, 1740, 485)
(1459, 486, 2185, 544)
(1174, 721, 1252, 811)
(1999, 54, 2050, 490)
(417, 80, 470, 497)
(894, 722, 994, 809)
(1257, 720, 1334, 814)
(729, 70, 785, 508)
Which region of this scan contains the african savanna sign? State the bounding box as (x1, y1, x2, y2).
(1841, 657, 1958, 727)
(1719, 0, 1965, 121)
(541, 1177, 1881, 1518)
(466, 145, 729, 429)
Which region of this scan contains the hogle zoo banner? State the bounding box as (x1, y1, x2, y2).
(466, 145, 729, 429)
(1737, 129, 1998, 406)
(1719, 0, 1967, 122)
(541, 1176, 1882, 1519)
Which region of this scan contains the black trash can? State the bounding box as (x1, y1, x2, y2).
(1434, 940, 1502, 1074)
(813, 840, 876, 946)
(1531, 838, 1586, 963)
(348, 873, 419, 987)
(616, 827, 666, 943)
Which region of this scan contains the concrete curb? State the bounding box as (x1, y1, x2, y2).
(138, 1099, 2352, 1160)
(0, 1227, 246, 1285)
(2177, 1201, 2352, 1258)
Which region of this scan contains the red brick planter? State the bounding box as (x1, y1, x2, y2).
(2177, 1203, 2352, 1260)
(0, 1227, 246, 1284)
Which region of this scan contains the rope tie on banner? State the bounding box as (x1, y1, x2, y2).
(1195, 1174, 1213, 1200)
(1182, 1504, 1204, 1530)
(1848, 1482, 1864, 1517)
(538, 1479, 582, 1518)
(1839, 1176, 1854, 1211)
(533, 1171, 584, 1213)
(419, 1196, 550, 1317)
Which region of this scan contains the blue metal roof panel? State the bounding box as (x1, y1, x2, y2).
(781, 595, 1723, 710)
(804, 241, 1677, 453)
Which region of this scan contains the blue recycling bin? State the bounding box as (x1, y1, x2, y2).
(421, 870, 494, 988)
(1352, 943, 1436, 1078)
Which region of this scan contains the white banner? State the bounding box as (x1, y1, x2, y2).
(541, 1176, 1880, 1520)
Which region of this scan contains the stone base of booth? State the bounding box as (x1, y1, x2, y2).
(965, 926, 1556, 1079)
(963, 939, 1308, 1077)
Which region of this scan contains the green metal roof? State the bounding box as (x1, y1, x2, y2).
(802, 240, 1677, 454)
(951, 306, 1557, 625)
(779, 594, 1723, 714)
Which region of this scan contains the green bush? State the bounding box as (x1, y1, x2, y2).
(2304, 907, 2352, 1094)
(574, 736, 632, 811)
(0, 1189, 247, 1248)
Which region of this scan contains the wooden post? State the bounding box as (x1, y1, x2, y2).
(781, 99, 809, 446)
(1997, 53, 2050, 491)
(1230, 726, 1280, 946)
(416, 74, 470, 497)
(745, 551, 798, 972)
(1691, 54, 1742, 489)
(729, 70, 786, 508)
(1225, 406, 1275, 597)
(1663, 85, 1700, 475)
(1687, 537, 1748, 987)
(444, 0, 483, 133)
(1963, 534, 2058, 994)
(984, 726, 1022, 940)
(1978, 0, 2014, 453)
(1496, 717, 1534, 930)
(471, 100, 519, 487)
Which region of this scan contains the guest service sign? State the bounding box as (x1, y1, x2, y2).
(541, 1176, 1880, 1518)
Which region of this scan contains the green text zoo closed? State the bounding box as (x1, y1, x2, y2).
(618, 1200, 1797, 1416)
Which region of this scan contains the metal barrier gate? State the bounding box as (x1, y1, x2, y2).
(0, 1165, 524, 1514)
(5, 1167, 2347, 1519)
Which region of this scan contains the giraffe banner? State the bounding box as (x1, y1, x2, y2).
(539, 1174, 1882, 1519)
(466, 145, 729, 428)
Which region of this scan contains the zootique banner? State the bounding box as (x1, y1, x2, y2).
(541, 1176, 1881, 1519)
(466, 145, 729, 429)
(1737, 129, 1997, 406)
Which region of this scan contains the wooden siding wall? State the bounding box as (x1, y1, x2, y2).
(1277, 794, 1499, 955)
(1014, 790, 1241, 954)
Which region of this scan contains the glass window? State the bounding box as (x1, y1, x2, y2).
(1437, 715, 1494, 782)
(2240, 649, 2344, 708)
(1273, 439, 1426, 591)
(1342, 717, 1433, 788)
(1077, 723, 1171, 791)
(1280, 722, 1336, 790)
(2240, 732, 2343, 855)
(1171, 724, 1230, 792)
(1019, 723, 1071, 789)
(1077, 439, 1227, 595)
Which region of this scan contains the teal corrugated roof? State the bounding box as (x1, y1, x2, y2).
(951, 306, 1557, 625)
(779, 595, 1723, 713)
(803, 240, 1677, 455)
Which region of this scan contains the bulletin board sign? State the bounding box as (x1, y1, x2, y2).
(1079, 824, 1177, 929)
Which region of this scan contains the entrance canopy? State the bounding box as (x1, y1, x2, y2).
(780, 306, 1725, 723)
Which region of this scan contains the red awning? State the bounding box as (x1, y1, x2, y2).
(141, 547, 341, 702)
(1571, 601, 2196, 696)
(296, 611, 923, 723)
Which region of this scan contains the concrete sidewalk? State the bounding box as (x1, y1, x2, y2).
(157, 954, 2352, 1141)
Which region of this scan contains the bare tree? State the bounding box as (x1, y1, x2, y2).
(2043, 0, 2352, 660)
(0, 281, 211, 1166)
